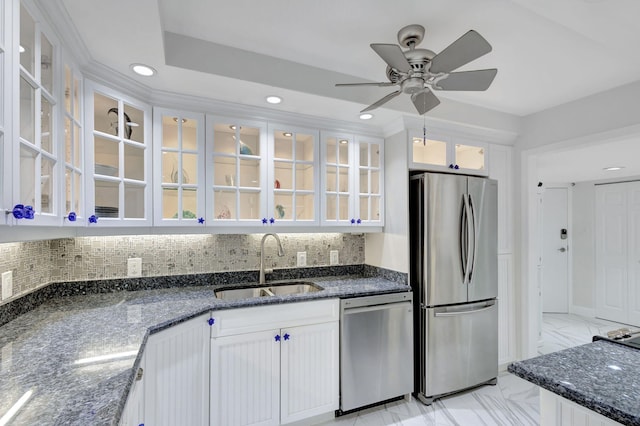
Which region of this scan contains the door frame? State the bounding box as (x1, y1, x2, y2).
(519, 124, 640, 359)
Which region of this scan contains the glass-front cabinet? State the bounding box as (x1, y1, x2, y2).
(409, 130, 488, 176)
(62, 61, 83, 225)
(153, 108, 205, 226)
(321, 131, 384, 227)
(85, 81, 152, 226)
(13, 3, 60, 225)
(207, 116, 267, 225)
(0, 0, 8, 223)
(268, 123, 319, 226)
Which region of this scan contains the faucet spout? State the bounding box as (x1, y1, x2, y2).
(259, 233, 285, 284)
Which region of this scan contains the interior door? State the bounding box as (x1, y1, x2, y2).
(627, 183, 640, 325)
(595, 184, 628, 323)
(541, 187, 570, 313)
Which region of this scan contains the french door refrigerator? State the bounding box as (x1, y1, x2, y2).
(409, 172, 498, 405)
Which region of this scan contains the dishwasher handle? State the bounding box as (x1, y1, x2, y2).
(434, 304, 495, 317)
(343, 301, 412, 315)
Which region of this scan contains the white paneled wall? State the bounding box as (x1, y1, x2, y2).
(540, 389, 622, 426)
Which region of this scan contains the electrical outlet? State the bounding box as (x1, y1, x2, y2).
(1, 271, 13, 301)
(330, 250, 339, 266)
(127, 258, 142, 277)
(296, 252, 307, 267)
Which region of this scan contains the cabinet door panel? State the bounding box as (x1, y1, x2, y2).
(211, 330, 280, 426)
(280, 322, 339, 424)
(144, 315, 210, 426)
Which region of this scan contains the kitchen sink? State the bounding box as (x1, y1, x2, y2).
(215, 281, 323, 300)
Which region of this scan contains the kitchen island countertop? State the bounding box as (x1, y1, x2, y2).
(508, 339, 640, 425)
(0, 275, 408, 425)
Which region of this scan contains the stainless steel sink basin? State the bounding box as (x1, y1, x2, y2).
(214, 281, 323, 300)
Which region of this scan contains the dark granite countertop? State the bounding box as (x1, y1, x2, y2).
(508, 340, 640, 425)
(0, 274, 408, 425)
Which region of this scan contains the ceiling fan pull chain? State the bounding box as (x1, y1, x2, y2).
(423, 116, 427, 146)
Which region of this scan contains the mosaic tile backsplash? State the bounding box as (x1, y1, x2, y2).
(0, 233, 364, 302)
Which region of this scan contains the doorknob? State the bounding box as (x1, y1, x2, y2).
(558, 247, 566, 252)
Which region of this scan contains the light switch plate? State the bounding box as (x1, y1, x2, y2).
(1, 271, 13, 301)
(296, 252, 307, 267)
(127, 258, 142, 277)
(330, 250, 339, 266)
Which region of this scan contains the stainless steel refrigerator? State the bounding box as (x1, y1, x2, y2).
(409, 172, 498, 405)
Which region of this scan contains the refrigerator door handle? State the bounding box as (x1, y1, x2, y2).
(468, 194, 478, 284)
(459, 194, 468, 282)
(462, 194, 473, 285)
(434, 304, 495, 317)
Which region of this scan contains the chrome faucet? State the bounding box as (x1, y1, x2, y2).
(259, 233, 285, 284)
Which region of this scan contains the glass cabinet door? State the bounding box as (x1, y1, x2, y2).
(153, 108, 205, 226)
(321, 132, 352, 225)
(63, 63, 83, 224)
(13, 4, 60, 225)
(454, 142, 486, 172)
(269, 124, 318, 225)
(87, 82, 151, 226)
(208, 118, 266, 224)
(411, 136, 447, 168)
(356, 136, 384, 225)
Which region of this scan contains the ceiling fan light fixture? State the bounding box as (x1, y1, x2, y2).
(130, 63, 156, 77)
(266, 95, 282, 104)
(359, 113, 373, 120)
(603, 166, 624, 171)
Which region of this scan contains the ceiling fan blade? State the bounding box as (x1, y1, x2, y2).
(411, 89, 441, 115)
(361, 90, 402, 112)
(429, 30, 492, 74)
(432, 69, 497, 91)
(335, 82, 397, 87)
(370, 44, 412, 73)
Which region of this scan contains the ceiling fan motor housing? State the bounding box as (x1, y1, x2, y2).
(401, 77, 426, 94)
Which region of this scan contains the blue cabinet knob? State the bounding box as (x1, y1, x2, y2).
(283, 333, 290, 341)
(274, 334, 281, 342)
(88, 215, 98, 224)
(198, 217, 205, 224)
(350, 218, 356, 224)
(262, 217, 268, 224)
(65, 212, 77, 222)
(208, 318, 215, 326)
(7, 204, 35, 219)
(356, 218, 362, 225)
(269, 217, 275, 224)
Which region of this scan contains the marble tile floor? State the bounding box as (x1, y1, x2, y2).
(316, 313, 624, 426)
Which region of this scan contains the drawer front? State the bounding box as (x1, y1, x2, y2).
(211, 299, 339, 338)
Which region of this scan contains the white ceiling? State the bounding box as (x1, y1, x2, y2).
(59, 0, 640, 182)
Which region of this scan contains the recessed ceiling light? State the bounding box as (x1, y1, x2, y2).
(130, 63, 156, 77)
(229, 125, 241, 130)
(266, 96, 282, 104)
(283, 132, 292, 137)
(603, 166, 625, 171)
(339, 139, 349, 145)
(173, 117, 187, 123)
(359, 113, 373, 120)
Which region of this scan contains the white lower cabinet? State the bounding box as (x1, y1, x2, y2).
(540, 389, 622, 425)
(143, 314, 212, 426)
(210, 300, 339, 426)
(120, 355, 145, 426)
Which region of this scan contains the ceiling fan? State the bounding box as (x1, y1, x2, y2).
(336, 24, 497, 115)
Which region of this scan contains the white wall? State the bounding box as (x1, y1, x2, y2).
(365, 131, 409, 273)
(571, 182, 596, 311)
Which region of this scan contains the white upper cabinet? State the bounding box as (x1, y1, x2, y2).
(206, 115, 268, 226)
(61, 61, 84, 226)
(409, 129, 488, 176)
(321, 131, 384, 228)
(0, 0, 9, 224)
(268, 123, 320, 227)
(153, 108, 205, 227)
(85, 81, 152, 226)
(11, 3, 61, 226)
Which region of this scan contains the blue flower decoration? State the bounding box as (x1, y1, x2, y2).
(269, 217, 275, 224)
(262, 217, 268, 224)
(198, 217, 205, 224)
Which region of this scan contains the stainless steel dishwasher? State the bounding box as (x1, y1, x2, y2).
(339, 292, 413, 413)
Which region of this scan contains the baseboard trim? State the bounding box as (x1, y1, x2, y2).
(569, 305, 596, 318)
